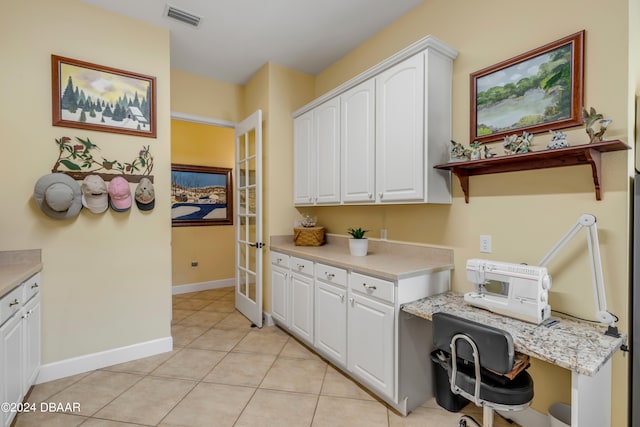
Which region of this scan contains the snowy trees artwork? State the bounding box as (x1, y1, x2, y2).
(52, 55, 156, 138)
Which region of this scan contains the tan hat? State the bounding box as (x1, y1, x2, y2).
(135, 177, 155, 211)
(33, 173, 82, 220)
(81, 175, 108, 214)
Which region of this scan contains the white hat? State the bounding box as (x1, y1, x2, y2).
(33, 173, 82, 220)
(81, 175, 108, 214)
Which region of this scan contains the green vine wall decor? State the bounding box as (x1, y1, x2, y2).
(51, 136, 154, 183)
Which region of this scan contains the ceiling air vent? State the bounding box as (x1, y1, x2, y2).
(165, 5, 201, 27)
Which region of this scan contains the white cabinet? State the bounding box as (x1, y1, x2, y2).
(347, 287, 395, 399)
(293, 36, 457, 206)
(341, 79, 376, 203)
(314, 263, 348, 365)
(270, 253, 290, 327)
(375, 53, 425, 203)
(0, 273, 41, 427)
(289, 257, 314, 345)
(293, 98, 341, 205)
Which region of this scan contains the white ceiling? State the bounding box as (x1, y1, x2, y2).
(81, 0, 423, 85)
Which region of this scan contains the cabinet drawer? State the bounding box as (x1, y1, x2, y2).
(315, 263, 347, 287)
(291, 257, 314, 276)
(271, 252, 290, 268)
(0, 285, 23, 326)
(23, 273, 41, 302)
(349, 272, 394, 304)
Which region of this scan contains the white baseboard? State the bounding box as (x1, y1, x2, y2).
(263, 311, 274, 327)
(172, 278, 234, 295)
(498, 406, 549, 427)
(36, 336, 173, 384)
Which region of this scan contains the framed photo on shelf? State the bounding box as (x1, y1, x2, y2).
(51, 55, 156, 138)
(171, 164, 233, 227)
(470, 31, 584, 144)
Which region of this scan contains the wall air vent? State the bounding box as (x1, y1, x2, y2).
(165, 5, 201, 27)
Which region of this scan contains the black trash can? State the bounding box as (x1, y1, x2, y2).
(431, 350, 469, 412)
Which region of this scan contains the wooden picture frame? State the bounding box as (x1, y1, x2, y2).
(171, 164, 233, 227)
(470, 31, 584, 144)
(52, 55, 156, 138)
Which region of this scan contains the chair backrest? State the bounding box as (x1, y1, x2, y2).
(432, 312, 515, 374)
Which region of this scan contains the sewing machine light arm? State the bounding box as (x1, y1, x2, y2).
(537, 214, 615, 326)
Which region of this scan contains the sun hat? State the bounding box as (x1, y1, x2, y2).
(108, 176, 132, 212)
(33, 173, 82, 220)
(81, 175, 108, 214)
(134, 177, 155, 211)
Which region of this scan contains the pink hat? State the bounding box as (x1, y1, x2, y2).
(108, 176, 132, 212)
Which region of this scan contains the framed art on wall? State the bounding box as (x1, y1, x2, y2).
(171, 164, 233, 227)
(470, 31, 584, 144)
(52, 55, 157, 138)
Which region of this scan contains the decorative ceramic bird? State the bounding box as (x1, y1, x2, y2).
(582, 107, 612, 143)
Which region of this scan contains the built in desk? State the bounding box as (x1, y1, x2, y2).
(402, 292, 626, 427)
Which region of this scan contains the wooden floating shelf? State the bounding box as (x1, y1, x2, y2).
(434, 139, 630, 203)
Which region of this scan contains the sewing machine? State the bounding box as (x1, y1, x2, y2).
(464, 259, 552, 324)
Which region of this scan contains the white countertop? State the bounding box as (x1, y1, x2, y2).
(0, 250, 42, 298)
(403, 291, 626, 377)
(270, 234, 454, 281)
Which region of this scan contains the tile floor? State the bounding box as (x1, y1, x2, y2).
(14, 287, 520, 426)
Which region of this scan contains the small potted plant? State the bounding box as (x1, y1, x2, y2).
(347, 227, 369, 256)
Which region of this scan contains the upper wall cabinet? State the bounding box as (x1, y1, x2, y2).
(293, 35, 458, 206)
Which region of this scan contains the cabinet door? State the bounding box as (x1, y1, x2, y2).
(290, 273, 314, 344)
(1, 314, 23, 427)
(271, 265, 289, 327)
(23, 295, 41, 391)
(341, 79, 375, 203)
(315, 281, 347, 366)
(314, 98, 341, 204)
(347, 290, 395, 400)
(293, 110, 314, 205)
(375, 53, 425, 202)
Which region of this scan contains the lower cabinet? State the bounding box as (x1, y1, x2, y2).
(0, 273, 41, 427)
(347, 289, 395, 400)
(270, 251, 449, 415)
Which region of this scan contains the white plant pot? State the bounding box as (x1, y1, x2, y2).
(349, 238, 368, 256)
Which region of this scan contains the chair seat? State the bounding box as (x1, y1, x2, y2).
(454, 362, 534, 406)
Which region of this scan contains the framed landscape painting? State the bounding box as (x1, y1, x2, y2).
(171, 164, 233, 227)
(470, 31, 584, 144)
(52, 55, 156, 138)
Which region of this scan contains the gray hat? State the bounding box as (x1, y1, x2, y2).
(34, 173, 83, 220)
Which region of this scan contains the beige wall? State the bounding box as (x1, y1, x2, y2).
(171, 120, 235, 286)
(0, 0, 172, 362)
(304, 0, 634, 424)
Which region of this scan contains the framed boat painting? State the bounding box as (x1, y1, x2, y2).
(52, 55, 156, 138)
(171, 164, 233, 227)
(470, 31, 584, 144)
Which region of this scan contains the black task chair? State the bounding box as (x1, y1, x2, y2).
(432, 312, 534, 427)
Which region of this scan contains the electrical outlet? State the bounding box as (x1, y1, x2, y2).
(480, 235, 492, 253)
(191, 261, 198, 268)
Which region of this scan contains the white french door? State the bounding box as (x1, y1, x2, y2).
(234, 110, 263, 327)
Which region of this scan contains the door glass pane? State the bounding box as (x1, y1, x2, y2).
(240, 271, 248, 296)
(247, 130, 256, 157)
(248, 271, 256, 301)
(239, 134, 246, 160)
(248, 157, 257, 186)
(248, 187, 256, 215)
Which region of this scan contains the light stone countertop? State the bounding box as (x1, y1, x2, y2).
(0, 250, 42, 299)
(403, 292, 626, 377)
(270, 234, 454, 281)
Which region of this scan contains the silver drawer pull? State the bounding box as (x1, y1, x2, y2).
(362, 283, 377, 290)
(296, 264, 304, 270)
(325, 272, 335, 279)
(9, 299, 20, 307)
(31, 283, 39, 289)
(277, 258, 283, 263)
